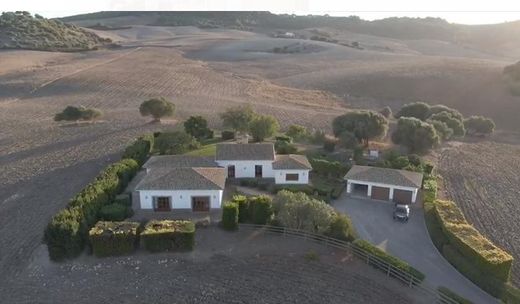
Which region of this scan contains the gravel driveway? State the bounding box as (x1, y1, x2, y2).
(332, 194, 499, 304)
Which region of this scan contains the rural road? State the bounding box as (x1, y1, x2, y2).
(333, 195, 499, 304)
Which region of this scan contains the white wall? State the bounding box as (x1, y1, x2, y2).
(273, 169, 309, 184)
(345, 179, 419, 203)
(138, 189, 223, 210)
(216, 160, 274, 178)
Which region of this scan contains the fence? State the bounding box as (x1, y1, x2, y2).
(238, 223, 460, 304)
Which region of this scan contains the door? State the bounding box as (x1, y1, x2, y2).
(371, 186, 390, 201)
(255, 165, 263, 178)
(228, 165, 235, 178)
(393, 189, 413, 204)
(154, 196, 171, 211)
(192, 196, 210, 212)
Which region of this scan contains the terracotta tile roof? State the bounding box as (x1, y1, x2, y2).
(273, 154, 312, 170)
(344, 165, 423, 188)
(216, 143, 275, 161)
(136, 167, 226, 191)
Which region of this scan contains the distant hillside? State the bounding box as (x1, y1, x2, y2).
(0, 11, 111, 51)
(60, 11, 520, 57)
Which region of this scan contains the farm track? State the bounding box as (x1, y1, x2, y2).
(438, 141, 520, 286)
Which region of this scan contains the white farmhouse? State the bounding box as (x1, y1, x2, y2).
(135, 143, 312, 212)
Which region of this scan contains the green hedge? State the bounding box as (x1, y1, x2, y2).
(89, 221, 140, 257)
(434, 200, 513, 282)
(309, 158, 349, 178)
(122, 134, 154, 166)
(353, 239, 425, 283)
(99, 203, 133, 221)
(222, 202, 239, 231)
(437, 286, 473, 304)
(141, 220, 195, 252)
(221, 130, 235, 140)
(248, 195, 273, 225)
(45, 155, 141, 261)
(232, 195, 249, 223)
(271, 184, 314, 195)
(114, 193, 131, 207)
(325, 212, 357, 242)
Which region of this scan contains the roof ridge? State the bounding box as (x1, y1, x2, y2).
(192, 167, 224, 189)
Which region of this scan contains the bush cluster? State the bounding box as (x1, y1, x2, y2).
(141, 220, 195, 252)
(222, 202, 239, 230)
(122, 134, 154, 166)
(274, 140, 298, 154)
(227, 195, 274, 225)
(54, 105, 102, 122)
(309, 158, 349, 178)
(88, 221, 140, 257)
(99, 203, 133, 221)
(353, 239, 425, 283)
(221, 130, 235, 140)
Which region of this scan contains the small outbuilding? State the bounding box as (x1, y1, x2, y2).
(344, 165, 423, 204)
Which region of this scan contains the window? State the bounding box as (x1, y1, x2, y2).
(192, 196, 210, 212)
(154, 196, 171, 211)
(285, 173, 299, 181)
(228, 165, 235, 178)
(255, 165, 263, 178)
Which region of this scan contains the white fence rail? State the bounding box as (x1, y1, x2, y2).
(238, 223, 460, 304)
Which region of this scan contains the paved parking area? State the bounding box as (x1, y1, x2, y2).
(332, 194, 498, 304)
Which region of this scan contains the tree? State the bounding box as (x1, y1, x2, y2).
(139, 97, 175, 122)
(379, 106, 392, 118)
(428, 120, 453, 141)
(429, 111, 465, 137)
(273, 190, 336, 234)
(464, 116, 495, 136)
(332, 111, 388, 146)
(249, 114, 280, 142)
(392, 117, 440, 154)
(395, 102, 431, 121)
(220, 104, 256, 133)
(286, 124, 309, 142)
(54, 105, 102, 122)
(429, 104, 463, 121)
(338, 131, 358, 149)
(183, 116, 213, 139)
(155, 131, 200, 155)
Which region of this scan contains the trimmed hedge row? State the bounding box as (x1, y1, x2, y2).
(141, 220, 195, 252)
(228, 195, 273, 225)
(433, 200, 513, 282)
(353, 239, 426, 283)
(44, 158, 140, 260)
(309, 158, 349, 178)
(89, 221, 140, 257)
(222, 202, 239, 231)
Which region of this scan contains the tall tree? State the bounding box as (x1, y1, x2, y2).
(392, 117, 440, 154)
(220, 104, 256, 133)
(139, 97, 175, 122)
(249, 114, 280, 142)
(183, 116, 213, 139)
(332, 111, 388, 146)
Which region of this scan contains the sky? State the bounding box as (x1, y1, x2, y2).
(2, 0, 520, 25)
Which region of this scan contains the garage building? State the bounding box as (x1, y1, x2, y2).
(344, 165, 423, 204)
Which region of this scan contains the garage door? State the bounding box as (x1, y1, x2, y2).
(393, 189, 413, 204)
(371, 186, 390, 201)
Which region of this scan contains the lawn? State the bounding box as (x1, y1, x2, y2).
(185, 143, 217, 156)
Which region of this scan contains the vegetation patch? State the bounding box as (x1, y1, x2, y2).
(221, 202, 239, 231)
(141, 220, 195, 252)
(353, 239, 425, 283)
(54, 106, 102, 122)
(88, 221, 140, 257)
(437, 286, 474, 304)
(0, 11, 110, 51)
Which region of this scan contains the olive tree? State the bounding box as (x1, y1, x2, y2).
(332, 111, 388, 146)
(428, 120, 453, 141)
(392, 117, 440, 154)
(395, 102, 431, 121)
(429, 111, 465, 137)
(220, 104, 256, 133)
(155, 131, 199, 155)
(273, 190, 335, 234)
(54, 105, 102, 122)
(139, 97, 175, 122)
(464, 116, 495, 136)
(183, 116, 213, 139)
(249, 114, 280, 142)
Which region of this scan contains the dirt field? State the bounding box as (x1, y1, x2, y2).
(437, 140, 520, 285)
(0, 227, 429, 304)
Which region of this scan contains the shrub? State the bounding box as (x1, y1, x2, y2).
(44, 207, 84, 261)
(139, 97, 175, 122)
(122, 134, 154, 166)
(271, 184, 315, 195)
(323, 138, 336, 152)
(88, 221, 140, 257)
(353, 239, 425, 282)
(274, 140, 297, 154)
(437, 286, 474, 304)
(232, 195, 249, 223)
(54, 105, 102, 122)
(433, 200, 513, 282)
(249, 195, 273, 225)
(99, 203, 131, 221)
(275, 134, 292, 143)
(286, 124, 309, 142)
(114, 193, 131, 207)
(395, 102, 431, 121)
(222, 202, 239, 230)
(155, 131, 200, 155)
(325, 212, 357, 241)
(310, 129, 326, 144)
(464, 116, 495, 136)
(183, 115, 213, 139)
(141, 220, 195, 252)
(221, 130, 235, 140)
(309, 158, 349, 178)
